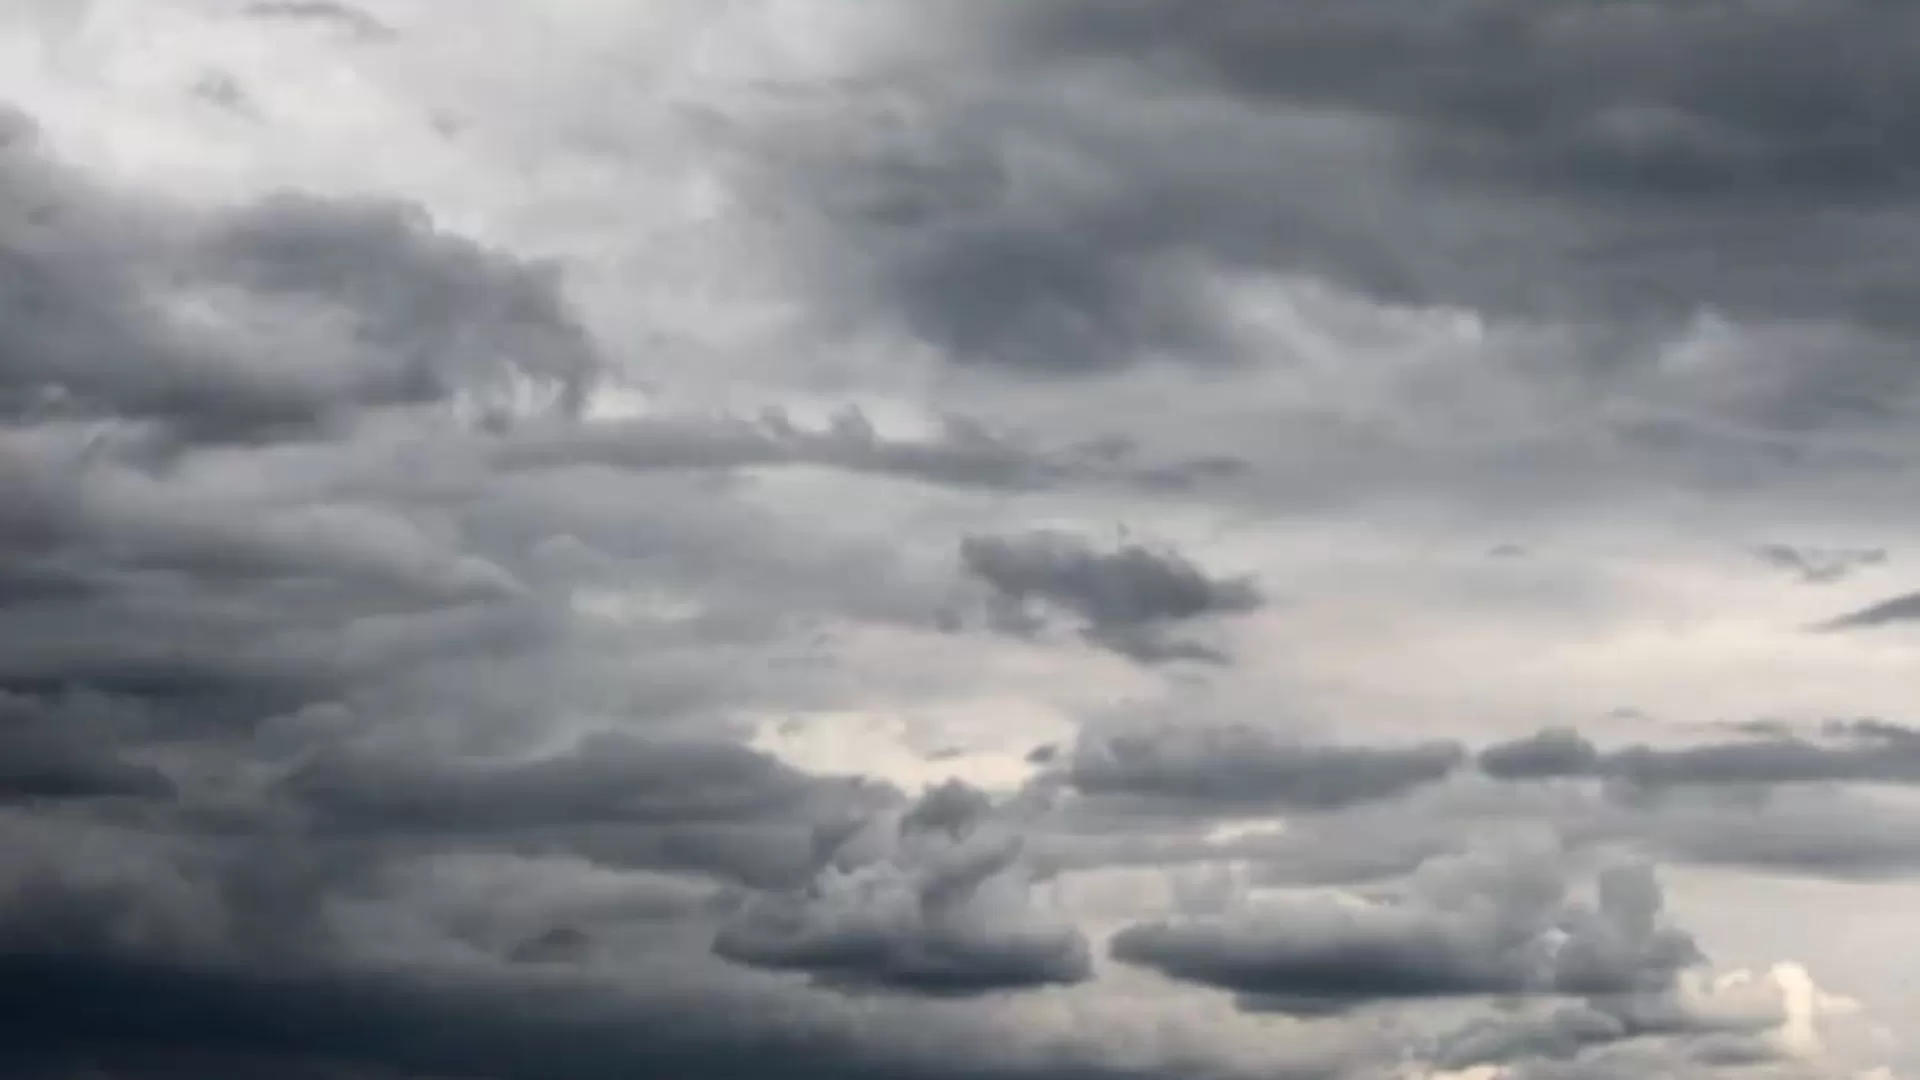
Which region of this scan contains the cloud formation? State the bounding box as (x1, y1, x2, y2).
(713, 781, 1091, 995)
(959, 531, 1261, 663)
(4, 2, 1919, 1079)
(1111, 842, 1702, 1012)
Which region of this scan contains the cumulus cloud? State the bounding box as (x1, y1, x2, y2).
(1111, 842, 1700, 1013)
(713, 781, 1091, 995)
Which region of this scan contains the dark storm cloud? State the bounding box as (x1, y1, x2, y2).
(1011, 1, 1920, 204)
(1111, 847, 1701, 1014)
(1751, 542, 1887, 584)
(0, 951, 1177, 1080)
(713, 781, 1091, 996)
(769, 0, 1920, 433)
(1068, 724, 1464, 811)
(284, 733, 829, 831)
(1478, 724, 1920, 789)
(269, 730, 906, 891)
(959, 531, 1260, 663)
(0, 724, 173, 802)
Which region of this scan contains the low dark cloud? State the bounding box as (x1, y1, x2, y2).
(1012, 0, 1920, 206)
(286, 733, 830, 832)
(1068, 724, 1463, 812)
(959, 531, 1260, 663)
(0, 951, 1150, 1080)
(1478, 724, 1920, 789)
(1816, 588, 1920, 630)
(0, 725, 174, 802)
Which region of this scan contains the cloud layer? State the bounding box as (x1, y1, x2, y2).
(3, 3, 1919, 1080)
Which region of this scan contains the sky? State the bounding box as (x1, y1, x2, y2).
(3, 2, 1920, 1078)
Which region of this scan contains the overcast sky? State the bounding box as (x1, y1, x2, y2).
(4, 2, 1920, 1078)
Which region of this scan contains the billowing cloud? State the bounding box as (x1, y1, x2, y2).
(713, 781, 1091, 995)
(1111, 843, 1701, 1013)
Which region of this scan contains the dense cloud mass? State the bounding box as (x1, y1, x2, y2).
(4, 2, 1920, 1079)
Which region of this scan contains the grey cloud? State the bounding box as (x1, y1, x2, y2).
(1479, 729, 1609, 782)
(763, 0, 1920, 491)
(1069, 724, 1464, 811)
(240, 1, 395, 39)
(1111, 844, 1701, 1014)
(959, 531, 1260, 663)
(1643, 786, 1920, 881)
(0, 951, 1171, 1080)
(277, 732, 896, 890)
(0, 119, 594, 449)
(1478, 725, 1920, 789)
(1751, 542, 1887, 584)
(1012, 0, 1920, 205)
(1430, 994, 1784, 1074)
(1817, 588, 1920, 630)
(713, 781, 1091, 996)
(0, 726, 173, 802)
(495, 405, 1243, 495)
(284, 733, 831, 831)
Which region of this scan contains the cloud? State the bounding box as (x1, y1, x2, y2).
(0, 951, 1147, 1080)
(6, 3, 1919, 1078)
(713, 781, 1091, 996)
(1751, 543, 1887, 584)
(1067, 724, 1464, 812)
(0, 119, 595, 450)
(1478, 725, 1920, 790)
(1009, 1, 1920, 203)
(239, 2, 394, 40)
(1817, 590, 1920, 631)
(958, 531, 1261, 663)
(495, 405, 1244, 495)
(0, 725, 173, 802)
(1111, 842, 1702, 1016)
